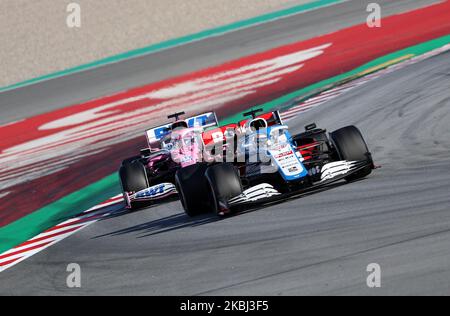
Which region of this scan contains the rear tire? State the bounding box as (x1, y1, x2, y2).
(205, 163, 243, 216)
(330, 126, 373, 182)
(121, 156, 142, 166)
(175, 163, 212, 217)
(119, 161, 149, 208)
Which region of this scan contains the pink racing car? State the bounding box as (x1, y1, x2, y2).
(119, 112, 219, 209)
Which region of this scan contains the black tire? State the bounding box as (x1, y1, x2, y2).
(205, 163, 243, 215)
(121, 156, 142, 166)
(119, 161, 149, 208)
(330, 126, 373, 182)
(175, 163, 212, 217)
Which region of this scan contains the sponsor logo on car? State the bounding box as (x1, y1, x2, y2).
(135, 184, 166, 199)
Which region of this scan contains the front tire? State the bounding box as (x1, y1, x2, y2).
(119, 161, 149, 208)
(330, 126, 373, 182)
(205, 163, 243, 216)
(175, 163, 212, 217)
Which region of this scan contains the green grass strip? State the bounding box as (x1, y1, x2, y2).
(0, 174, 120, 253)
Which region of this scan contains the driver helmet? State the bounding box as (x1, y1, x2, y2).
(171, 120, 188, 130)
(247, 118, 268, 133)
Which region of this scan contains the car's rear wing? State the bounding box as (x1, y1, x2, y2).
(146, 112, 219, 151)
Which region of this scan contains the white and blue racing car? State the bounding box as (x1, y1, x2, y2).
(175, 109, 376, 216)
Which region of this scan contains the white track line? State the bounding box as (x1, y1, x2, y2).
(0, 196, 124, 273)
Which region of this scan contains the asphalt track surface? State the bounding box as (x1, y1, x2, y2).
(1, 49, 450, 296)
(0, 0, 438, 124)
(1, 0, 449, 296)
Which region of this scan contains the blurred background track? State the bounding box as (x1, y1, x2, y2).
(0, 0, 438, 123)
(0, 0, 312, 87)
(1, 0, 450, 295)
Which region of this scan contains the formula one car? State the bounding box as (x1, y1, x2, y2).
(175, 109, 375, 216)
(119, 111, 219, 209)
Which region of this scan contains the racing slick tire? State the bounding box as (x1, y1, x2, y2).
(121, 156, 142, 166)
(175, 163, 212, 217)
(119, 161, 150, 208)
(205, 163, 243, 216)
(330, 126, 373, 182)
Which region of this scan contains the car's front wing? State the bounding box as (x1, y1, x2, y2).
(229, 160, 372, 208)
